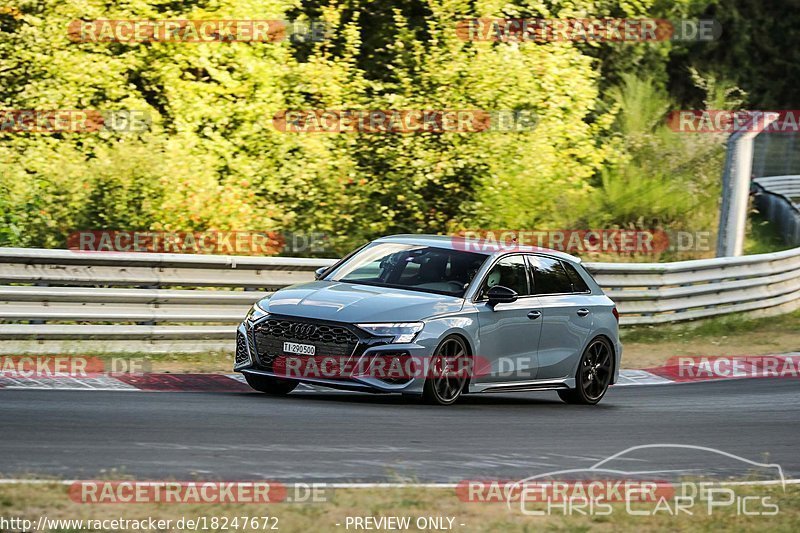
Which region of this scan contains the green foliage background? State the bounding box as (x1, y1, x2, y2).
(1, 0, 792, 257)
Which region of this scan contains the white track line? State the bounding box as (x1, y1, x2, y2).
(0, 479, 798, 487)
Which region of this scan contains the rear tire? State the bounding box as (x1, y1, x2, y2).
(245, 374, 298, 396)
(558, 337, 613, 405)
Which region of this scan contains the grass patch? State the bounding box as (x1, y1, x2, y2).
(619, 309, 800, 368)
(745, 211, 793, 255)
(49, 351, 236, 374)
(0, 482, 797, 532)
(621, 309, 800, 345)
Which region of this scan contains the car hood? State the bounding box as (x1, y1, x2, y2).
(259, 281, 464, 322)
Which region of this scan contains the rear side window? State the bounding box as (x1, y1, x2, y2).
(563, 262, 591, 293)
(528, 256, 572, 295)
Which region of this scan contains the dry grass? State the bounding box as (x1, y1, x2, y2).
(620, 309, 800, 368)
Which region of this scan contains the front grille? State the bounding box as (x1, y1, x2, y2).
(252, 317, 360, 371)
(235, 331, 250, 366)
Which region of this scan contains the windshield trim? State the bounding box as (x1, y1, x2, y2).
(331, 278, 469, 298)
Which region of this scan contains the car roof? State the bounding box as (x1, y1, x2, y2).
(373, 234, 582, 264)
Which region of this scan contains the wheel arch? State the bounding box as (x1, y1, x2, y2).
(589, 334, 617, 385)
(434, 331, 475, 393)
(571, 333, 617, 386)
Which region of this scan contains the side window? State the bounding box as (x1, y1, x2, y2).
(528, 256, 572, 295)
(478, 256, 529, 298)
(563, 262, 590, 293)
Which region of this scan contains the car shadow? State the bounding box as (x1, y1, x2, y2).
(235, 390, 618, 408)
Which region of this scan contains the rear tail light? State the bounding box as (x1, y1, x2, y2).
(612, 307, 619, 323)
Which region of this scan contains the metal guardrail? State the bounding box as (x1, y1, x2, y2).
(753, 176, 800, 247)
(590, 246, 800, 324)
(754, 176, 800, 205)
(0, 248, 331, 353)
(1, 245, 799, 353)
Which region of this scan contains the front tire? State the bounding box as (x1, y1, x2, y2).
(422, 335, 470, 406)
(245, 374, 298, 396)
(558, 337, 613, 405)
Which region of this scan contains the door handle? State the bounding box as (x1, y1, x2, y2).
(577, 308, 590, 317)
(527, 310, 542, 320)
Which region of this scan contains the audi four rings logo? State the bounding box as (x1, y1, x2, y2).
(290, 323, 315, 338)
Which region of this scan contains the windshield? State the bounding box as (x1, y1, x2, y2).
(327, 243, 489, 297)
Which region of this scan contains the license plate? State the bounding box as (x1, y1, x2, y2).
(283, 342, 315, 356)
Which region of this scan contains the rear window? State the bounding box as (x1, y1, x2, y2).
(563, 262, 591, 293)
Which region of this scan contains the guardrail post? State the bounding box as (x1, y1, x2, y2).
(717, 113, 780, 257)
(30, 281, 48, 325)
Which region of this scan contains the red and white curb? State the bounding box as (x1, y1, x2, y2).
(618, 352, 800, 385)
(0, 373, 251, 392)
(612, 369, 675, 386)
(1, 353, 798, 392)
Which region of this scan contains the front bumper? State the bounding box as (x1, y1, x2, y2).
(235, 319, 429, 394)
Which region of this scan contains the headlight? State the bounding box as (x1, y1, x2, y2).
(245, 301, 269, 323)
(356, 322, 423, 343)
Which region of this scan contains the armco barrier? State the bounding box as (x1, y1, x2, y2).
(0, 245, 799, 353)
(753, 176, 800, 246)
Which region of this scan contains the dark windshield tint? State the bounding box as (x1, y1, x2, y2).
(329, 243, 488, 297)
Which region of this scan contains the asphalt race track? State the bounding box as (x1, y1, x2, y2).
(2, 379, 798, 482)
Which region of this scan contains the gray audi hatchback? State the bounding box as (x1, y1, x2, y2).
(235, 235, 621, 405)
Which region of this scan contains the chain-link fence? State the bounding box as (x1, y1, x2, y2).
(753, 132, 800, 182)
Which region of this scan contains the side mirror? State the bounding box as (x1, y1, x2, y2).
(314, 266, 328, 280)
(486, 285, 518, 307)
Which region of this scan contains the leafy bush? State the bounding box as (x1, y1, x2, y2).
(0, 0, 740, 259)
